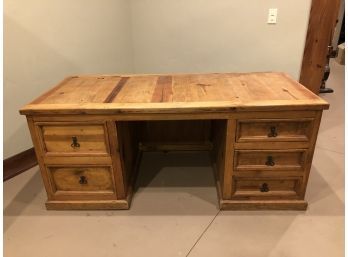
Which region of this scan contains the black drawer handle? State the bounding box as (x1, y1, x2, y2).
(265, 156, 275, 166)
(71, 136, 80, 148)
(79, 176, 87, 184)
(260, 183, 269, 192)
(268, 126, 278, 137)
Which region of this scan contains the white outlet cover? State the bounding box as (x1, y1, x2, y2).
(267, 8, 278, 24)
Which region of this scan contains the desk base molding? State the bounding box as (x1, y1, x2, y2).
(220, 200, 308, 210)
(46, 199, 130, 210)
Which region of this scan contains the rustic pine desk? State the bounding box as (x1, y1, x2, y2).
(20, 72, 329, 210)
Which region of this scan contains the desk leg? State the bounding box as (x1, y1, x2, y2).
(212, 119, 236, 208)
(222, 119, 236, 199)
(106, 121, 126, 200)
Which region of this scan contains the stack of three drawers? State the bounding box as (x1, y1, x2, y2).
(221, 111, 322, 210)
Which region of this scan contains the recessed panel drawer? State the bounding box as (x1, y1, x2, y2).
(236, 119, 313, 143)
(48, 166, 115, 195)
(234, 150, 306, 171)
(232, 177, 302, 199)
(38, 123, 109, 155)
(46, 166, 116, 200)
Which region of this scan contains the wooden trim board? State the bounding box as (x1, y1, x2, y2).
(220, 200, 308, 210)
(3, 148, 38, 181)
(300, 0, 341, 94)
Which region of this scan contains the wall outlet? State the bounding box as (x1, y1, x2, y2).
(267, 8, 278, 24)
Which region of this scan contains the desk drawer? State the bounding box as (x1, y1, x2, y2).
(48, 166, 115, 195)
(232, 177, 302, 199)
(234, 150, 306, 171)
(236, 119, 313, 143)
(38, 123, 109, 155)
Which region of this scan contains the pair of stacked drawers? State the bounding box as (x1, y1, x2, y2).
(224, 113, 320, 210)
(30, 121, 122, 208)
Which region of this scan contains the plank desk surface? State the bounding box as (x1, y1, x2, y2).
(20, 72, 329, 210)
(20, 72, 328, 115)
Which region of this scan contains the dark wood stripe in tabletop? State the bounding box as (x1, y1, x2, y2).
(152, 76, 173, 102)
(104, 77, 129, 103)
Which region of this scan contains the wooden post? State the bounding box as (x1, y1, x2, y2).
(299, 0, 341, 94)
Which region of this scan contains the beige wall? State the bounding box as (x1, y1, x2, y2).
(4, 0, 132, 158)
(4, 0, 311, 158)
(130, 0, 311, 78)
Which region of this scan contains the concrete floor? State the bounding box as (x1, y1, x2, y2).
(4, 62, 344, 257)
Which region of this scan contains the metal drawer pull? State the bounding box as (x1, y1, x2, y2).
(268, 126, 278, 137)
(265, 156, 275, 166)
(71, 136, 80, 148)
(79, 176, 87, 184)
(260, 183, 269, 192)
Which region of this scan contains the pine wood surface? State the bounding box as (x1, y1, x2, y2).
(236, 118, 313, 142)
(232, 177, 301, 199)
(20, 72, 329, 211)
(20, 72, 328, 115)
(234, 149, 306, 171)
(39, 123, 108, 155)
(49, 166, 114, 192)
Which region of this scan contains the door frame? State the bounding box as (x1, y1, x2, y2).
(299, 0, 341, 94)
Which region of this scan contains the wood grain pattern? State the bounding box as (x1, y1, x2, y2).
(104, 77, 129, 103)
(220, 200, 308, 210)
(30, 110, 318, 122)
(37, 76, 122, 104)
(211, 120, 228, 198)
(20, 100, 329, 115)
(49, 166, 114, 192)
(3, 148, 37, 181)
(21, 72, 329, 211)
(43, 156, 112, 165)
(234, 149, 306, 171)
(46, 199, 129, 210)
(26, 117, 55, 200)
(151, 76, 173, 102)
(106, 121, 127, 199)
(217, 110, 324, 207)
(299, 111, 323, 198)
(30, 76, 75, 104)
(38, 123, 109, 155)
(232, 177, 301, 199)
(300, 0, 341, 94)
(236, 118, 313, 143)
(222, 119, 236, 199)
(20, 72, 329, 115)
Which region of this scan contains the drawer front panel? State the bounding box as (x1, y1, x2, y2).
(236, 119, 313, 143)
(232, 177, 302, 199)
(39, 123, 109, 155)
(48, 166, 115, 194)
(234, 150, 306, 171)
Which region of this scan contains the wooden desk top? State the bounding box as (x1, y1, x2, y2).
(20, 72, 329, 115)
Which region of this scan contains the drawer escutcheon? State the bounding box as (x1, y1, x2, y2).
(79, 175, 87, 184)
(260, 183, 269, 192)
(267, 126, 278, 137)
(71, 136, 80, 149)
(265, 156, 275, 166)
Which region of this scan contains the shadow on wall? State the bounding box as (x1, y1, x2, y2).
(4, 15, 78, 158)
